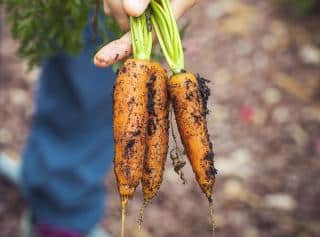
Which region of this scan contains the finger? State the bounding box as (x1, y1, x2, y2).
(171, 0, 200, 19)
(107, 0, 130, 30)
(94, 32, 131, 67)
(94, 0, 200, 67)
(123, 0, 151, 17)
(103, 1, 112, 16)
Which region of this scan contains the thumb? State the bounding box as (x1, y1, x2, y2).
(123, 0, 151, 17)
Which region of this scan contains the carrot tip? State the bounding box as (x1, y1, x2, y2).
(121, 196, 128, 237)
(209, 199, 216, 237)
(137, 199, 150, 231)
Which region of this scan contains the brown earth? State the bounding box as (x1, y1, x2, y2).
(1, 0, 320, 237)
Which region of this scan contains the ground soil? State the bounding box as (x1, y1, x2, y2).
(1, 1, 320, 237)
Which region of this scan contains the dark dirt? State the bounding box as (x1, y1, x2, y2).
(125, 139, 136, 159)
(146, 74, 157, 114)
(196, 74, 211, 115)
(1, 1, 320, 237)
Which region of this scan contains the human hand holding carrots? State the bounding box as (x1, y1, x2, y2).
(94, 0, 201, 67)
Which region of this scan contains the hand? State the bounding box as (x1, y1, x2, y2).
(94, 0, 200, 67)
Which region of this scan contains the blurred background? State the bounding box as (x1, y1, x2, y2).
(1, 0, 320, 237)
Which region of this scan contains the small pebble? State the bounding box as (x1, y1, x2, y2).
(264, 193, 297, 211)
(299, 44, 320, 65)
(272, 106, 289, 123)
(262, 87, 282, 105)
(217, 149, 253, 179)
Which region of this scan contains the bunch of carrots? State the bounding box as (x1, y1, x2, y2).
(111, 0, 217, 236)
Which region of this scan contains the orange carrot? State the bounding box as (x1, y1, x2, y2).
(169, 72, 216, 200)
(142, 62, 169, 202)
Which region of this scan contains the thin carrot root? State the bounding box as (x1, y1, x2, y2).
(169, 108, 187, 184)
(137, 200, 150, 231)
(170, 148, 187, 184)
(121, 196, 128, 237)
(209, 198, 216, 237)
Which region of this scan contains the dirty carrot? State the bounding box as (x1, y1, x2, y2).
(137, 9, 170, 227)
(113, 11, 153, 237)
(113, 58, 150, 237)
(151, 0, 217, 235)
(142, 62, 169, 202)
(169, 72, 216, 200)
(138, 61, 169, 227)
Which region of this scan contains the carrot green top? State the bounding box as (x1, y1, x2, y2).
(130, 9, 152, 61)
(151, 0, 184, 74)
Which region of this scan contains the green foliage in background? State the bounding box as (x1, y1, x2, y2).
(0, 0, 187, 70)
(278, 0, 319, 15)
(0, 0, 123, 68)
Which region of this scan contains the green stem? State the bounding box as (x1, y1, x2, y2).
(150, 0, 184, 74)
(130, 11, 152, 60)
(151, 1, 174, 56)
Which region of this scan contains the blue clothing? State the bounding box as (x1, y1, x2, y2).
(21, 26, 115, 234)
